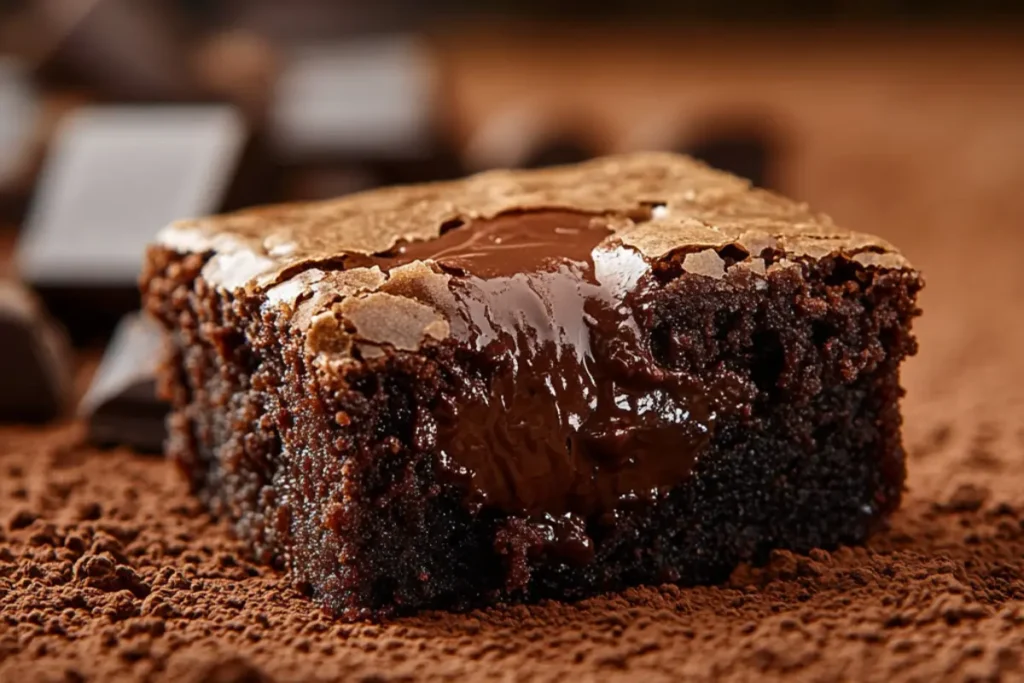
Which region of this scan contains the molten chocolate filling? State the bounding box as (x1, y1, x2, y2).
(374, 211, 745, 518)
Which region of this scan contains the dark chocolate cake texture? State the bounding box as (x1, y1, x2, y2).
(142, 152, 922, 619)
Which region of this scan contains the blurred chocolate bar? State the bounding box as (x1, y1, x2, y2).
(79, 312, 167, 453)
(15, 104, 248, 341)
(0, 280, 72, 423)
(272, 37, 433, 160)
(616, 112, 778, 188)
(463, 108, 594, 171)
(270, 36, 461, 196)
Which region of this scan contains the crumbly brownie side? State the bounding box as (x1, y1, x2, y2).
(143, 241, 921, 619)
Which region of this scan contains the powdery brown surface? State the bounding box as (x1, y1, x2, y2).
(5, 41, 1024, 683)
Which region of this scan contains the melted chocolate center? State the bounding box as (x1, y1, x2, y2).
(373, 211, 741, 517)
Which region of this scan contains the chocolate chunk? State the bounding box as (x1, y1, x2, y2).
(271, 37, 463, 191)
(79, 313, 167, 453)
(15, 105, 248, 341)
(0, 281, 71, 422)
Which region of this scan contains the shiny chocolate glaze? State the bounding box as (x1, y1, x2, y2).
(374, 212, 746, 519)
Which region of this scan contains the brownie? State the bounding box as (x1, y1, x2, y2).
(141, 152, 922, 619)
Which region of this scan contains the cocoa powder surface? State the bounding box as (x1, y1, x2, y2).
(5, 47, 1024, 683)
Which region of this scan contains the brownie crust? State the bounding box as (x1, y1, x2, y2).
(156, 152, 908, 289)
(142, 153, 921, 618)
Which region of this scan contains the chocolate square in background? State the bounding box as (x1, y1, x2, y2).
(79, 312, 167, 453)
(271, 37, 436, 162)
(270, 36, 462, 195)
(15, 104, 248, 342)
(462, 107, 596, 171)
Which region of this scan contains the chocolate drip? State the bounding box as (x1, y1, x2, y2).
(375, 212, 745, 517)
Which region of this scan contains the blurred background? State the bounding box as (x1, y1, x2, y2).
(1, 1, 1023, 430)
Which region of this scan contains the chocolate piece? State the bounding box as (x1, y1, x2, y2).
(0, 281, 71, 422)
(143, 152, 922, 618)
(464, 109, 592, 171)
(79, 313, 167, 453)
(271, 38, 436, 162)
(16, 105, 248, 340)
(270, 38, 463, 190)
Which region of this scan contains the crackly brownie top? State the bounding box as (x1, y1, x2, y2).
(152, 151, 916, 365)
(155, 152, 911, 293)
(152, 150, 915, 382)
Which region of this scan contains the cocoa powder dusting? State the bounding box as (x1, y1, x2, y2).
(6, 63, 1024, 683)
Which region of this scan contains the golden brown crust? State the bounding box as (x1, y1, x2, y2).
(155, 152, 910, 293)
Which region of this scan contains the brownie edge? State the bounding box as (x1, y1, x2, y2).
(142, 152, 921, 619)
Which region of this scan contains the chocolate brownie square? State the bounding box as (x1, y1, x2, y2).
(142, 153, 922, 619)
